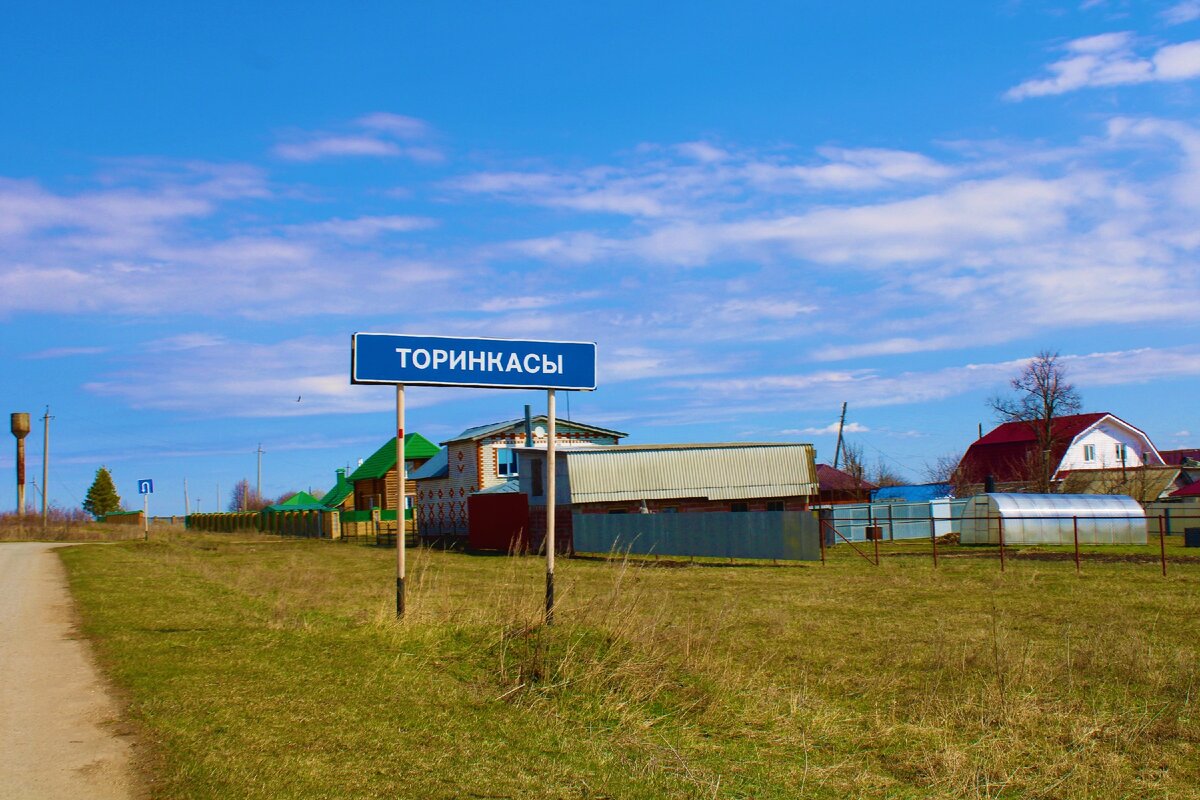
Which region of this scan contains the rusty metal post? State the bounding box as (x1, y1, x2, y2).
(998, 515, 1006, 573)
(929, 517, 938, 568)
(1072, 515, 1080, 574)
(819, 515, 826, 565)
(1159, 515, 1167, 578)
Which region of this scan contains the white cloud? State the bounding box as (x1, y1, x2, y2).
(82, 336, 461, 418)
(745, 147, 954, 190)
(297, 215, 437, 240)
(786, 421, 870, 436)
(22, 346, 108, 360)
(1007, 32, 1200, 99)
(273, 113, 442, 163)
(1163, 1, 1200, 25)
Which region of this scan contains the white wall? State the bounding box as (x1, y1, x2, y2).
(1057, 419, 1160, 473)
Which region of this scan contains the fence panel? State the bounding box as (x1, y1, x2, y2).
(572, 510, 821, 561)
(822, 500, 966, 542)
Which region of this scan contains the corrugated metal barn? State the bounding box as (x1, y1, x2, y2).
(490, 442, 819, 553)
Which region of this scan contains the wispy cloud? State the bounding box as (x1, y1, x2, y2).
(1007, 32, 1200, 99)
(273, 112, 442, 163)
(295, 215, 437, 240)
(786, 421, 870, 436)
(447, 144, 958, 222)
(660, 346, 1200, 415)
(1163, 1, 1200, 25)
(83, 336, 459, 418)
(22, 346, 109, 360)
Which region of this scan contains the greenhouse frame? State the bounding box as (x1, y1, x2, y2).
(958, 493, 1147, 546)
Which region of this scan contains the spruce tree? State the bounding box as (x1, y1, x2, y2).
(83, 466, 122, 519)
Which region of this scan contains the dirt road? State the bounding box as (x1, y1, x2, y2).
(0, 542, 136, 800)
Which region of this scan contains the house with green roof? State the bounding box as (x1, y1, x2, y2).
(344, 433, 440, 533)
(264, 490, 324, 512)
(321, 468, 355, 512)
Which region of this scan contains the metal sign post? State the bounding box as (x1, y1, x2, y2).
(138, 479, 154, 540)
(395, 386, 406, 617)
(351, 333, 597, 622)
(545, 390, 556, 624)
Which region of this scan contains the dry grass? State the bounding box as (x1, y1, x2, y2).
(57, 532, 1200, 799)
(0, 509, 150, 542)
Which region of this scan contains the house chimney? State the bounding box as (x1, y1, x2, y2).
(524, 404, 533, 447)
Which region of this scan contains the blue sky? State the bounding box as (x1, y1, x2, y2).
(2, 1, 1199, 515)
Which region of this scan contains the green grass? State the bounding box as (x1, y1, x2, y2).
(59, 533, 1200, 799)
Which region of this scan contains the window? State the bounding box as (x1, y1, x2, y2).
(496, 447, 519, 477)
(1083, 444, 1096, 461)
(730, 502, 748, 513)
(766, 501, 785, 512)
(1115, 443, 1127, 462)
(607, 509, 629, 515)
(660, 507, 678, 514)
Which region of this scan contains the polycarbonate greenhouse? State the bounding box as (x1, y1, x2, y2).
(958, 493, 1147, 546)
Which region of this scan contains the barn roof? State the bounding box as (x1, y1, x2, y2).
(564, 442, 818, 504)
(957, 412, 1109, 483)
(816, 463, 877, 492)
(1058, 466, 1182, 502)
(1170, 481, 1200, 497)
(1160, 448, 1200, 466)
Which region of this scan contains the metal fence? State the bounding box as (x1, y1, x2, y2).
(573, 510, 822, 561)
(818, 508, 1200, 576)
(819, 499, 967, 542)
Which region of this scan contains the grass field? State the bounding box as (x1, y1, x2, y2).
(59, 532, 1200, 799)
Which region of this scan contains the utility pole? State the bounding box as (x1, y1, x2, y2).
(256, 443, 264, 503)
(183, 478, 190, 518)
(41, 406, 53, 529)
(832, 402, 848, 470)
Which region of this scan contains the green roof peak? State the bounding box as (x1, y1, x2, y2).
(348, 433, 440, 481)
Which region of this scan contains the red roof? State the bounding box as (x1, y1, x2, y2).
(956, 413, 1109, 484)
(816, 463, 877, 492)
(1170, 481, 1200, 497)
(1160, 449, 1200, 466)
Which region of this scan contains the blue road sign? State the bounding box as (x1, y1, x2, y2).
(138, 479, 154, 495)
(351, 333, 597, 390)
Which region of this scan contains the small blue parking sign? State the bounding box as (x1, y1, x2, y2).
(138, 479, 154, 495)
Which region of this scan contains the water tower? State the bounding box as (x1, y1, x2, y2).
(11, 412, 30, 516)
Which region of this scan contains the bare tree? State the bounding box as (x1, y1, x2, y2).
(841, 441, 867, 484)
(988, 350, 1082, 492)
(228, 478, 267, 511)
(924, 452, 973, 498)
(870, 460, 907, 488)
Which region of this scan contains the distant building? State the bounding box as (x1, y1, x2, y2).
(956, 412, 1164, 492)
(815, 463, 876, 504)
(1159, 449, 1200, 467)
(347, 433, 441, 528)
(870, 483, 953, 503)
(503, 442, 818, 552)
(412, 415, 627, 540)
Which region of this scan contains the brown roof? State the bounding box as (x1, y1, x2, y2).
(1057, 466, 1181, 503)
